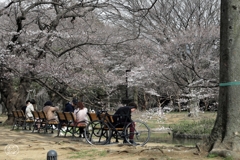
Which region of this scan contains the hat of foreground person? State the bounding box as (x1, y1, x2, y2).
(44, 101, 53, 106)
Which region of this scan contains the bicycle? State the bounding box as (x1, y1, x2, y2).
(84, 110, 150, 146)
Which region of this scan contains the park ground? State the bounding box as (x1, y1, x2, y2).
(0, 112, 223, 160)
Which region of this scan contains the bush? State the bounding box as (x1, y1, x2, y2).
(171, 119, 215, 135)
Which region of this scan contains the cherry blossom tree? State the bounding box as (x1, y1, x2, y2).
(127, 0, 221, 113)
(0, 0, 221, 124)
(0, 0, 157, 123)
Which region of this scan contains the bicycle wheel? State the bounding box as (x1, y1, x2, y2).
(72, 127, 84, 138)
(84, 120, 112, 145)
(124, 120, 150, 146)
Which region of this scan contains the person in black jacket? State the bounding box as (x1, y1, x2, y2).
(59, 98, 78, 134)
(64, 98, 78, 113)
(113, 102, 138, 145)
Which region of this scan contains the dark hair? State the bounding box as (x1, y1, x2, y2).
(44, 101, 53, 106)
(26, 99, 36, 104)
(128, 102, 138, 109)
(26, 100, 31, 104)
(76, 102, 85, 109)
(72, 98, 78, 105)
(30, 99, 36, 104)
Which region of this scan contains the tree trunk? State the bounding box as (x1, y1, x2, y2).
(1, 76, 31, 125)
(189, 97, 199, 117)
(206, 0, 240, 158)
(16, 76, 32, 108)
(133, 86, 138, 109)
(143, 92, 147, 111)
(1, 78, 18, 124)
(176, 93, 182, 112)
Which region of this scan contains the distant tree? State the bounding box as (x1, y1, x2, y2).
(133, 0, 220, 111)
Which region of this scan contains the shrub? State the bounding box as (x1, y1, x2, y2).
(171, 119, 215, 135)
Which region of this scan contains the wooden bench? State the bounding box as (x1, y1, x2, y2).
(31, 111, 58, 133)
(40, 111, 58, 133)
(97, 112, 126, 143)
(31, 110, 43, 133)
(64, 112, 78, 137)
(56, 112, 74, 137)
(17, 110, 34, 130)
(12, 110, 24, 130)
(56, 112, 67, 136)
(12, 110, 34, 130)
(104, 114, 125, 143)
(56, 112, 87, 138)
(88, 112, 99, 121)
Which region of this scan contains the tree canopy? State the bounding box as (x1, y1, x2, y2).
(0, 0, 220, 112)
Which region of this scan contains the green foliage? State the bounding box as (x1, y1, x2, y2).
(207, 153, 218, 158)
(171, 119, 215, 135)
(224, 157, 234, 160)
(208, 155, 234, 160)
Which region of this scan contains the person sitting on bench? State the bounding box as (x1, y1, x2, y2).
(113, 102, 138, 145)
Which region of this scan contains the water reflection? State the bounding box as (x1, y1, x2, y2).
(150, 132, 203, 146)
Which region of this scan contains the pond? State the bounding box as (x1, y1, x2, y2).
(149, 131, 204, 146)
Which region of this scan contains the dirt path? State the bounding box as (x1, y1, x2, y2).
(0, 125, 223, 160)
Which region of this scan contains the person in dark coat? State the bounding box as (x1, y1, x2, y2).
(113, 102, 138, 145)
(64, 98, 78, 112)
(21, 105, 27, 114)
(60, 98, 78, 134)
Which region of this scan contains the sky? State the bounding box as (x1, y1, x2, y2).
(0, 0, 9, 4)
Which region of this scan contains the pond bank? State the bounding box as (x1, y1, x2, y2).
(150, 131, 209, 146)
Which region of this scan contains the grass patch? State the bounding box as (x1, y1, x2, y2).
(134, 111, 216, 135)
(207, 153, 219, 158)
(207, 153, 234, 160)
(68, 149, 107, 159)
(170, 118, 215, 135)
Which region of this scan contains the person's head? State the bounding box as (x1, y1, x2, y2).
(128, 102, 138, 112)
(76, 102, 85, 110)
(72, 98, 78, 106)
(44, 101, 53, 107)
(26, 100, 31, 105)
(30, 99, 36, 105)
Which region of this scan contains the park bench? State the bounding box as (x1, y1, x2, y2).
(56, 111, 68, 136)
(12, 110, 34, 130)
(84, 110, 150, 146)
(39, 111, 58, 133)
(17, 110, 34, 130)
(12, 110, 24, 130)
(88, 112, 99, 121)
(97, 112, 125, 142)
(85, 111, 126, 143)
(31, 110, 43, 133)
(31, 110, 58, 133)
(56, 112, 87, 138)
